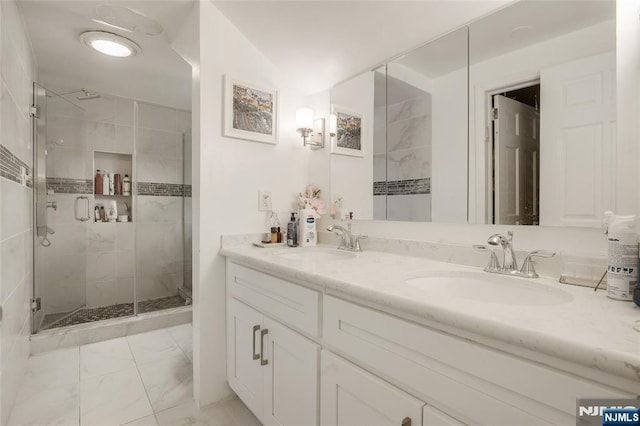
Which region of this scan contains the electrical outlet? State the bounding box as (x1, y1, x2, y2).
(258, 190, 272, 212)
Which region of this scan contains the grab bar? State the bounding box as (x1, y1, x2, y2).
(74, 195, 90, 222)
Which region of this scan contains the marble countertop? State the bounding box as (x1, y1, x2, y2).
(220, 243, 640, 386)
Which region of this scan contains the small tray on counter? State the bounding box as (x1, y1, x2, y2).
(252, 242, 287, 248)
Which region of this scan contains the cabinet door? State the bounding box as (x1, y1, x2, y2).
(227, 298, 264, 420)
(263, 317, 320, 426)
(321, 350, 424, 426)
(422, 406, 465, 426)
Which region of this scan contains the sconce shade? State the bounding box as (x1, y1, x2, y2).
(329, 113, 337, 134)
(296, 107, 314, 130)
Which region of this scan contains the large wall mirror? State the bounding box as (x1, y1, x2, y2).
(329, 0, 616, 228)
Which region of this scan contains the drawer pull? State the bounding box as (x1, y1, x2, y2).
(252, 325, 260, 360)
(401, 417, 411, 426)
(260, 329, 269, 366)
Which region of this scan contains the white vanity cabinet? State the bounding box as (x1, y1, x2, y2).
(321, 350, 460, 426)
(226, 263, 320, 426)
(225, 259, 636, 426)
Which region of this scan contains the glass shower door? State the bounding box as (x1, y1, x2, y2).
(32, 84, 89, 332)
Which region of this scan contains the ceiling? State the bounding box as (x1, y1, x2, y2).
(213, 0, 511, 95)
(392, 0, 615, 79)
(18, 0, 193, 110)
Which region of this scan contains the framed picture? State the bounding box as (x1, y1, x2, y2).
(331, 105, 364, 157)
(224, 76, 278, 144)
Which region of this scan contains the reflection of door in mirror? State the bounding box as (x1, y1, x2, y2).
(492, 93, 540, 226)
(470, 0, 616, 227)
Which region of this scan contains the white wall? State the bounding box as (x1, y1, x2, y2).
(0, 0, 37, 422)
(190, 0, 310, 406)
(329, 72, 374, 220)
(431, 67, 468, 223)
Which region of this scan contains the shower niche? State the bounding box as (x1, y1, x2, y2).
(93, 151, 133, 223)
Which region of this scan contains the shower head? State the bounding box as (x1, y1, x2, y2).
(76, 89, 100, 101)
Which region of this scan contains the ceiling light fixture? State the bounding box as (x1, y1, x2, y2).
(79, 31, 141, 58)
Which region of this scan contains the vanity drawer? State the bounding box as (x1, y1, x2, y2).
(227, 261, 320, 337)
(323, 295, 630, 425)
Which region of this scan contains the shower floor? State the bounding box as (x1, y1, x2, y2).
(40, 294, 191, 331)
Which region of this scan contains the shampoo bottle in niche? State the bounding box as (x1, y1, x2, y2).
(287, 213, 298, 247)
(603, 211, 638, 301)
(299, 209, 317, 247)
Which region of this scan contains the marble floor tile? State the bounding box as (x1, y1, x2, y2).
(224, 397, 261, 426)
(19, 347, 79, 394)
(8, 383, 79, 426)
(80, 337, 136, 380)
(155, 400, 234, 426)
(121, 414, 159, 426)
(80, 367, 153, 426)
(127, 329, 184, 365)
(138, 354, 193, 412)
(166, 323, 193, 361)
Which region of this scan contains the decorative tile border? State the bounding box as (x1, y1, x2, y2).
(47, 178, 93, 194)
(184, 184, 192, 198)
(374, 178, 430, 196)
(0, 144, 32, 188)
(137, 182, 187, 197)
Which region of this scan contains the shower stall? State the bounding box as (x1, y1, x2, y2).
(32, 83, 192, 333)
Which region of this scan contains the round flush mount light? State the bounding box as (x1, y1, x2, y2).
(80, 31, 141, 58)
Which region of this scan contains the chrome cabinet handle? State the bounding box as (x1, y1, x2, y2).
(401, 417, 411, 426)
(260, 329, 268, 366)
(252, 325, 260, 360)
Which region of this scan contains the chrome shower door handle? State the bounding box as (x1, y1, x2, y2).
(252, 325, 260, 360)
(74, 195, 91, 222)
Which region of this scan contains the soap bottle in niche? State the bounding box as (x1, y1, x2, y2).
(102, 171, 110, 195)
(299, 209, 317, 247)
(123, 175, 131, 196)
(287, 212, 298, 247)
(95, 170, 102, 195)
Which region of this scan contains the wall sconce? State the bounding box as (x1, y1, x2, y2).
(296, 106, 325, 149)
(329, 113, 337, 139)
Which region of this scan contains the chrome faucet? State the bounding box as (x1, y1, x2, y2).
(488, 231, 517, 272)
(474, 231, 556, 278)
(327, 225, 367, 252)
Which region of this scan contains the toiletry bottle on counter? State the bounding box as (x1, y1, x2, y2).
(123, 175, 131, 196)
(270, 227, 278, 244)
(299, 209, 317, 247)
(94, 205, 100, 222)
(287, 213, 298, 247)
(603, 212, 638, 301)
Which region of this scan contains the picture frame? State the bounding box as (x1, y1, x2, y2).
(224, 75, 278, 144)
(331, 105, 364, 157)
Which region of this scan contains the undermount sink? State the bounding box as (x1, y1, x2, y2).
(404, 271, 573, 306)
(276, 247, 358, 261)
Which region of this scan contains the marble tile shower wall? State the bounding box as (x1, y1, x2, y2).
(0, 0, 37, 423)
(374, 95, 433, 222)
(42, 96, 191, 314)
(136, 103, 191, 302)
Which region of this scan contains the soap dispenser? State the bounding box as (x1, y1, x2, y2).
(299, 209, 317, 247)
(287, 212, 298, 247)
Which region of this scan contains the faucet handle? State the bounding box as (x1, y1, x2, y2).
(520, 250, 556, 278)
(473, 244, 500, 272)
(353, 235, 368, 252)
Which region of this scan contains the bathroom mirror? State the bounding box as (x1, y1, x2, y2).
(468, 0, 616, 227)
(329, 0, 617, 228)
(330, 27, 469, 222)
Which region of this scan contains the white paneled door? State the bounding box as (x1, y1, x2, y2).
(540, 51, 616, 227)
(493, 95, 540, 225)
